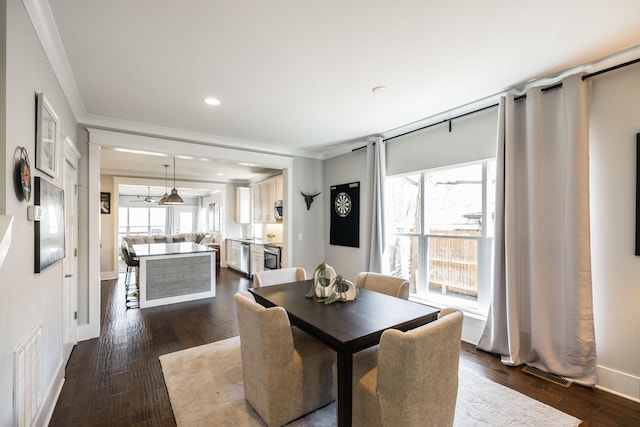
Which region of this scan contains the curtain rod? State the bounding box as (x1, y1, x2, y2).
(352, 56, 640, 152)
(352, 103, 498, 152)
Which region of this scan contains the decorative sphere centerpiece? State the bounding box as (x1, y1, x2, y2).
(306, 262, 336, 298)
(324, 275, 358, 304)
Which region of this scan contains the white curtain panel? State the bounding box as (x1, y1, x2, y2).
(366, 137, 386, 272)
(477, 74, 597, 386)
(165, 207, 174, 234)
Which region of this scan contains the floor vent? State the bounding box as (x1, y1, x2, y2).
(522, 365, 571, 388)
(14, 324, 42, 427)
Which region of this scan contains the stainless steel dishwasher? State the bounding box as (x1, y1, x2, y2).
(239, 242, 250, 275)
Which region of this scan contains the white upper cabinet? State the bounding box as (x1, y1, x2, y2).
(252, 175, 283, 224)
(236, 187, 251, 224)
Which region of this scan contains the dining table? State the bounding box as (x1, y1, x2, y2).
(249, 279, 440, 427)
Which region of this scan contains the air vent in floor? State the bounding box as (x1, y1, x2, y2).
(522, 365, 572, 388)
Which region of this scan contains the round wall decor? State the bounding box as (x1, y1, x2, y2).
(14, 147, 32, 202)
(334, 192, 351, 217)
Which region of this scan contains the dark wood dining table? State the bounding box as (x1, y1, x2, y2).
(249, 279, 439, 427)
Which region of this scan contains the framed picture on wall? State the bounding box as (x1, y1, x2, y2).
(34, 177, 65, 273)
(101, 192, 111, 214)
(35, 93, 60, 179)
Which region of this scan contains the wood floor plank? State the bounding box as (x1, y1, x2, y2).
(49, 267, 640, 426)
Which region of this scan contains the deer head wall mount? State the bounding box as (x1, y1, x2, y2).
(301, 191, 321, 210)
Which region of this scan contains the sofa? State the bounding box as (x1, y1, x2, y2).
(122, 232, 221, 260)
(122, 232, 213, 248)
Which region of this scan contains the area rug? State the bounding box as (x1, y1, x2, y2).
(159, 336, 582, 426)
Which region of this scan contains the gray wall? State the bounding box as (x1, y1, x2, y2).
(290, 156, 325, 273)
(100, 174, 115, 275)
(0, 0, 78, 423)
(589, 63, 640, 398)
(323, 149, 369, 282)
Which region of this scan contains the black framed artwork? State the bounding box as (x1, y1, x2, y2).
(34, 177, 65, 273)
(101, 192, 111, 214)
(330, 181, 360, 247)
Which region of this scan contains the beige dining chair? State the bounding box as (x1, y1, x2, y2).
(234, 291, 335, 427)
(253, 267, 306, 288)
(350, 308, 463, 427)
(355, 272, 410, 299)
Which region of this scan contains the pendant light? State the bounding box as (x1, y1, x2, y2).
(158, 164, 169, 205)
(164, 157, 184, 205)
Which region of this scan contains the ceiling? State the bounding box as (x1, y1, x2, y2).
(32, 1, 640, 181)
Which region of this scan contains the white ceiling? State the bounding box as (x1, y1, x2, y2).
(32, 1, 640, 172)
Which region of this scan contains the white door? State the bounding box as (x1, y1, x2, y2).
(173, 206, 197, 233)
(63, 158, 79, 363)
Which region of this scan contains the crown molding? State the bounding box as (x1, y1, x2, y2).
(22, 0, 327, 161)
(23, 0, 86, 120)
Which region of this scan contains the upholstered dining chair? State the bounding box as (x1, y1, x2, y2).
(252, 267, 306, 288)
(350, 308, 464, 427)
(355, 272, 410, 299)
(234, 291, 335, 426)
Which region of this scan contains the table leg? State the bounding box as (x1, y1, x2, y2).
(336, 351, 353, 427)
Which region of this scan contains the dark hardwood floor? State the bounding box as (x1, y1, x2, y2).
(49, 268, 640, 426)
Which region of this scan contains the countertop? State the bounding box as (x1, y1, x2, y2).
(227, 237, 283, 247)
(131, 242, 215, 257)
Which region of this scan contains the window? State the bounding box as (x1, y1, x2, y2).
(118, 207, 167, 245)
(173, 207, 197, 234)
(383, 160, 495, 314)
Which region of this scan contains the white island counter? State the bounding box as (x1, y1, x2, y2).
(131, 242, 216, 308)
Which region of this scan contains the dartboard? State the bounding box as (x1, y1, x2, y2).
(334, 192, 351, 217)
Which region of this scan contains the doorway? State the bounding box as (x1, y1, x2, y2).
(63, 143, 80, 363)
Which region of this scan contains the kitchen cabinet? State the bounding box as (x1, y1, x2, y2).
(252, 175, 283, 224)
(253, 182, 264, 223)
(236, 187, 251, 224)
(227, 240, 241, 270)
(227, 239, 250, 275)
(250, 244, 264, 277)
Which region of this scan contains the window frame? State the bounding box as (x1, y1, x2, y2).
(118, 206, 167, 244)
(385, 159, 495, 316)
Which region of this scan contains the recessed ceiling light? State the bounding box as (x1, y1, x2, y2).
(217, 172, 224, 176)
(203, 97, 221, 106)
(371, 86, 386, 95)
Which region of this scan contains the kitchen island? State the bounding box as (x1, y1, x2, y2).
(131, 242, 216, 308)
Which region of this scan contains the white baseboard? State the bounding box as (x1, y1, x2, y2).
(77, 323, 100, 341)
(38, 360, 65, 427)
(596, 364, 640, 403)
(461, 313, 485, 345)
(457, 313, 640, 403)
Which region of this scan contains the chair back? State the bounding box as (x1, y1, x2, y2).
(121, 244, 138, 267)
(253, 267, 306, 288)
(355, 272, 409, 299)
(234, 291, 296, 421)
(376, 309, 463, 426)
